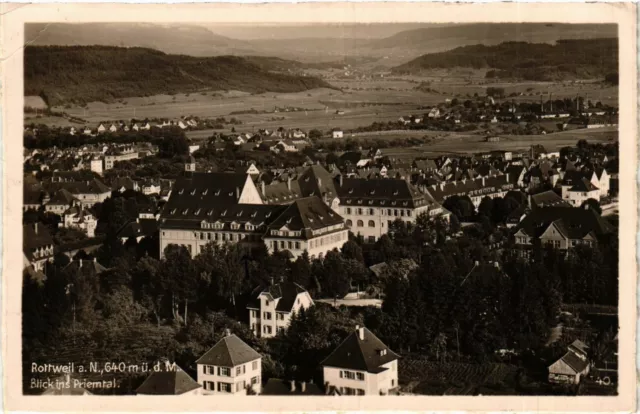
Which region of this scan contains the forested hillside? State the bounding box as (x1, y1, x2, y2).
(25, 46, 333, 106)
(391, 39, 618, 81)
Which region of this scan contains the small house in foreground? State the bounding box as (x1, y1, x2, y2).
(548, 339, 590, 384)
(136, 360, 201, 396)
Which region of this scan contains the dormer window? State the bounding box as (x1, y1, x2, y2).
(215, 190, 221, 196)
(182, 209, 189, 215)
(190, 189, 196, 195)
(195, 208, 201, 215)
(393, 190, 399, 195)
(251, 211, 257, 218)
(178, 189, 184, 195)
(170, 208, 177, 215)
(202, 189, 208, 195)
(207, 210, 214, 216)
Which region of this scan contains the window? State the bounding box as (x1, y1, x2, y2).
(341, 371, 356, 380)
(204, 365, 215, 375)
(368, 220, 375, 227)
(278, 327, 285, 335)
(236, 365, 245, 376)
(251, 376, 260, 385)
(218, 382, 232, 393)
(357, 208, 363, 215)
(276, 313, 285, 321)
(394, 209, 399, 217)
(356, 372, 365, 380)
(295, 242, 300, 249)
(357, 220, 364, 227)
(203, 381, 215, 390)
(407, 210, 412, 217)
(391, 379, 395, 387)
(346, 208, 352, 214)
(346, 219, 353, 227)
(369, 208, 374, 215)
(288, 241, 293, 249)
(263, 312, 272, 320)
(263, 325, 273, 335)
(357, 389, 365, 395)
(251, 310, 257, 318)
(252, 361, 258, 371)
(219, 367, 231, 377)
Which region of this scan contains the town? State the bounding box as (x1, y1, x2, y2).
(22, 23, 619, 398)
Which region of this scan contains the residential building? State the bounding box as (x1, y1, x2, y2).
(90, 158, 103, 176)
(560, 173, 600, 207)
(247, 281, 313, 338)
(263, 197, 348, 259)
(196, 331, 262, 395)
(332, 130, 344, 139)
(61, 206, 98, 237)
(104, 146, 138, 170)
(136, 360, 202, 396)
(159, 172, 346, 259)
(23, 222, 54, 273)
(337, 177, 446, 242)
(423, 174, 517, 209)
(513, 206, 614, 251)
(529, 190, 571, 209)
(45, 188, 78, 214)
(321, 325, 400, 396)
(548, 340, 590, 384)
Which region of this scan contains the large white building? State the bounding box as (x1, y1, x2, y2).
(158, 172, 347, 259)
(321, 326, 400, 396)
(336, 176, 446, 242)
(196, 331, 262, 395)
(247, 282, 314, 338)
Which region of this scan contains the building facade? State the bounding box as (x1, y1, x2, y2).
(247, 282, 314, 338)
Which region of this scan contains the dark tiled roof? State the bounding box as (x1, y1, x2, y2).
(321, 327, 399, 373)
(297, 165, 338, 200)
(262, 379, 324, 395)
(196, 334, 261, 368)
(162, 172, 249, 213)
(160, 203, 285, 231)
(47, 189, 78, 205)
(530, 190, 571, 208)
(425, 175, 514, 203)
(23, 223, 54, 261)
(336, 177, 428, 209)
(247, 282, 307, 312)
(135, 363, 201, 395)
(560, 351, 589, 374)
(265, 197, 344, 240)
(515, 207, 614, 239)
(48, 179, 111, 195)
(570, 177, 599, 192)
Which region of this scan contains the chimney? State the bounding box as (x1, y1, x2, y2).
(358, 326, 365, 340)
(261, 181, 266, 195)
(287, 177, 292, 191)
(236, 187, 240, 199)
(79, 259, 83, 268)
(301, 382, 306, 392)
(225, 328, 231, 337)
(270, 277, 274, 286)
(317, 177, 322, 187)
(34, 223, 38, 234)
(93, 257, 97, 263)
(481, 177, 485, 186)
(290, 380, 296, 392)
(339, 174, 344, 187)
(474, 260, 479, 267)
(494, 262, 499, 269)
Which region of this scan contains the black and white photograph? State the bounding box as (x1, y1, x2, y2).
(3, 3, 637, 411)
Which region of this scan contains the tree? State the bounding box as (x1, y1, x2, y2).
(161, 244, 199, 325)
(195, 242, 246, 315)
(581, 198, 602, 215)
(341, 240, 364, 263)
(308, 129, 323, 139)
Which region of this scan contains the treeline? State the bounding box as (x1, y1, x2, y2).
(24, 46, 332, 106)
(392, 39, 618, 81)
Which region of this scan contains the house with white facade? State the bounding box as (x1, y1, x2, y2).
(548, 340, 590, 385)
(321, 326, 400, 396)
(61, 206, 98, 237)
(196, 331, 262, 395)
(247, 281, 313, 338)
(560, 174, 600, 207)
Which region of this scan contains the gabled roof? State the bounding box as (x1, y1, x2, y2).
(47, 188, 78, 205)
(297, 165, 338, 200)
(570, 177, 599, 192)
(336, 177, 428, 209)
(248, 282, 308, 312)
(196, 334, 261, 368)
(265, 197, 343, 239)
(321, 327, 399, 373)
(515, 207, 614, 239)
(135, 363, 201, 395)
(530, 190, 571, 209)
(23, 223, 54, 261)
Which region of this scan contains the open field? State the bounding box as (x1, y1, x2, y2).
(33, 74, 617, 132)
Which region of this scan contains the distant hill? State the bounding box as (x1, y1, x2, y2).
(25, 23, 256, 57)
(24, 46, 333, 106)
(391, 38, 618, 81)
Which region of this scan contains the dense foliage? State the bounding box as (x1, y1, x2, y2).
(25, 46, 332, 106)
(392, 39, 618, 81)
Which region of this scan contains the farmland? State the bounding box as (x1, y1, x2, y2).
(398, 356, 519, 395)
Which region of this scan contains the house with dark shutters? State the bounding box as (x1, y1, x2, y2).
(321, 325, 400, 396)
(196, 331, 262, 395)
(247, 281, 313, 338)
